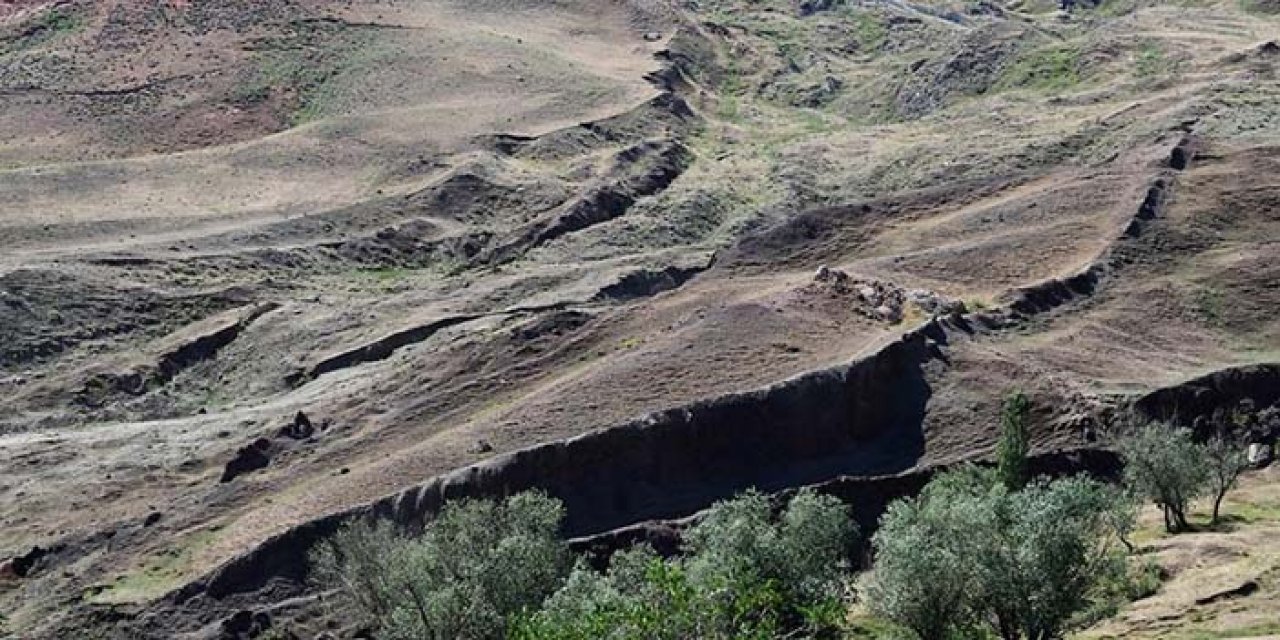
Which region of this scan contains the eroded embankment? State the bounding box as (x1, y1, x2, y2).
(1129, 363, 1280, 435)
(166, 132, 1209, 609)
(570, 447, 1124, 564)
(78, 302, 279, 403)
(570, 359, 1280, 562)
(172, 316, 948, 604)
(1005, 134, 1198, 316)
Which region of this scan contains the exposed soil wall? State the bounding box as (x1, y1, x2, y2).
(1131, 363, 1280, 435)
(177, 318, 947, 602)
(571, 447, 1123, 565)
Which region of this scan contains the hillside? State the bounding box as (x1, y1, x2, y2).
(0, 0, 1278, 637)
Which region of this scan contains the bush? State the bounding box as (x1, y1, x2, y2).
(312, 492, 571, 640)
(863, 467, 1135, 640)
(1119, 424, 1210, 533)
(860, 473, 983, 640)
(511, 489, 857, 640)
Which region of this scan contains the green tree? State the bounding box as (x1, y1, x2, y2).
(1203, 432, 1248, 525)
(975, 477, 1133, 640)
(512, 489, 856, 640)
(863, 467, 1134, 640)
(997, 392, 1032, 491)
(312, 492, 571, 640)
(861, 475, 984, 640)
(1119, 424, 1210, 533)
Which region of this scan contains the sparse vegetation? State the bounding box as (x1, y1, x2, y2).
(1133, 40, 1179, 80)
(1192, 287, 1227, 325)
(997, 46, 1082, 92)
(1, 6, 86, 55)
(844, 10, 888, 51)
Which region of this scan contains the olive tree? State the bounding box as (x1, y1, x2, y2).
(1119, 424, 1209, 533)
(864, 467, 1134, 640)
(1203, 433, 1249, 525)
(861, 474, 986, 640)
(511, 489, 857, 640)
(683, 488, 857, 608)
(312, 492, 571, 640)
(975, 476, 1133, 640)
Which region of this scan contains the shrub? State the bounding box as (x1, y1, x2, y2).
(863, 467, 1135, 640)
(511, 489, 857, 639)
(312, 492, 571, 640)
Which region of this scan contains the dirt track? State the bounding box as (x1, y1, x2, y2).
(1, 0, 1278, 637)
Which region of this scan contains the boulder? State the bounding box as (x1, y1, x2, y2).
(279, 411, 315, 440)
(221, 439, 273, 483)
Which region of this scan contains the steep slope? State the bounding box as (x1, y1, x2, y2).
(0, 0, 1278, 637)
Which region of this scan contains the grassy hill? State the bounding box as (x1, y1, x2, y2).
(0, 0, 1277, 636)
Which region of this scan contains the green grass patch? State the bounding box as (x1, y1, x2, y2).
(1221, 497, 1280, 524)
(844, 613, 910, 639)
(354, 267, 415, 282)
(1134, 40, 1180, 80)
(1239, 0, 1280, 15)
(234, 22, 390, 125)
(1, 5, 86, 54)
(844, 10, 888, 51)
(1092, 0, 1142, 17)
(997, 46, 1082, 92)
(717, 93, 742, 122)
(87, 528, 221, 604)
(1191, 286, 1227, 326)
(1174, 621, 1280, 639)
(966, 298, 992, 312)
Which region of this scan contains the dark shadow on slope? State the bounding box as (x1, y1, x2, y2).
(172, 322, 940, 608)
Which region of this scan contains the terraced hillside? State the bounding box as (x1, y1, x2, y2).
(0, 0, 1278, 637)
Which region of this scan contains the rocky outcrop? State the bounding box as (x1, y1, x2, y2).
(220, 438, 273, 483)
(894, 24, 1026, 119)
(1, 544, 65, 580)
(480, 93, 697, 162)
(812, 266, 964, 322)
